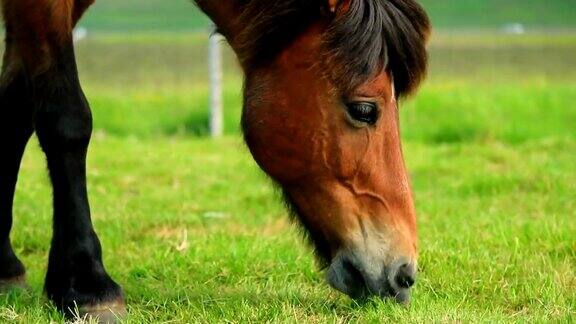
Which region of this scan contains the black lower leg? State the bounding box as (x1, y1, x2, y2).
(34, 42, 123, 315)
(0, 48, 34, 286)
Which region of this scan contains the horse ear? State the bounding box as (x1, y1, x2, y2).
(328, 0, 339, 12)
(326, 0, 351, 15)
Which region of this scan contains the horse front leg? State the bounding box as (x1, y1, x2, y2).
(0, 0, 124, 319)
(33, 41, 125, 320)
(0, 42, 34, 290)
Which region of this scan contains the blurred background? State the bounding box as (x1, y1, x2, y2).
(1, 0, 574, 322)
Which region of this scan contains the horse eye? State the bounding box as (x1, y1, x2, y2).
(346, 102, 379, 126)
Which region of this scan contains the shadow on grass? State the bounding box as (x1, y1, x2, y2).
(124, 284, 406, 321)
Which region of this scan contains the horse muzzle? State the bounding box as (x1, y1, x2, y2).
(326, 249, 417, 303)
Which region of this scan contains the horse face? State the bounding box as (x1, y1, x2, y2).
(242, 24, 418, 302)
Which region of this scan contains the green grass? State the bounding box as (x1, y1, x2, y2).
(419, 0, 576, 28)
(1, 32, 575, 322)
(78, 0, 576, 31)
(3, 137, 575, 322)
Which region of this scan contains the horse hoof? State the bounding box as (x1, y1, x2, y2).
(77, 300, 126, 323)
(0, 275, 27, 292)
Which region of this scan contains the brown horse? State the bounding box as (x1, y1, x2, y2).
(0, 0, 430, 320)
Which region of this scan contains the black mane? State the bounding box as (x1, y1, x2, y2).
(235, 0, 430, 97)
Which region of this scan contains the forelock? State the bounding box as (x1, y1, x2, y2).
(235, 0, 430, 97)
(324, 0, 430, 96)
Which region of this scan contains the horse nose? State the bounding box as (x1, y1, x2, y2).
(394, 263, 416, 289)
(327, 254, 416, 303)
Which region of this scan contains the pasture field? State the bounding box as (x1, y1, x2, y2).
(1, 31, 575, 322)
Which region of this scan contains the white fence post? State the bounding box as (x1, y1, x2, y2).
(208, 25, 223, 138)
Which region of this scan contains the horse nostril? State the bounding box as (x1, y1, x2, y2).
(395, 263, 416, 289)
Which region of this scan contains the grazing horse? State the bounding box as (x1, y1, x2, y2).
(0, 0, 430, 320)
